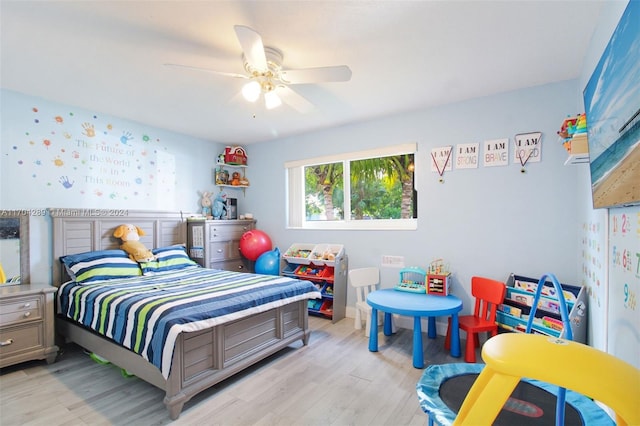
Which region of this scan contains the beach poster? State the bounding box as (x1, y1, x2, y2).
(583, 1, 640, 209)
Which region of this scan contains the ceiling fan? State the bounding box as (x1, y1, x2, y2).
(166, 25, 352, 113)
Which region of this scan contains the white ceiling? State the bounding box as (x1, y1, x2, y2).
(1, 1, 605, 145)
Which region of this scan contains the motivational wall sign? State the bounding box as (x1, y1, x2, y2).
(431, 146, 453, 182)
(455, 143, 479, 169)
(513, 132, 542, 166)
(483, 138, 509, 167)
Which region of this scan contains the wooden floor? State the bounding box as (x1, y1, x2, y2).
(0, 317, 470, 426)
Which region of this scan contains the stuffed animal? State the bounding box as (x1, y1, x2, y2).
(113, 224, 156, 262)
(199, 190, 213, 218)
(212, 192, 227, 220)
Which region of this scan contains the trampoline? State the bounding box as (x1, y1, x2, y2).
(416, 363, 614, 426)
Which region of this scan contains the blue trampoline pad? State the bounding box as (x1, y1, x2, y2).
(416, 363, 614, 426)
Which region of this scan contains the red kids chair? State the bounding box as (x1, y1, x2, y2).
(445, 276, 506, 363)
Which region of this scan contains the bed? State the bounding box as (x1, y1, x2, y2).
(51, 209, 321, 420)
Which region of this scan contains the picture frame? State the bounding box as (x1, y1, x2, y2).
(583, 1, 640, 209)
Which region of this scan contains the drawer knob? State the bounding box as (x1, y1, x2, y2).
(216, 249, 223, 253)
(237, 265, 244, 270)
(0, 339, 14, 347)
(22, 303, 31, 308)
(23, 312, 31, 318)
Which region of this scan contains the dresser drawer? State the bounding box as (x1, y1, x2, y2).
(0, 323, 43, 357)
(207, 223, 252, 241)
(208, 241, 231, 262)
(210, 259, 251, 273)
(0, 296, 42, 327)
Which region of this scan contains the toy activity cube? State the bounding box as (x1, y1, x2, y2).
(427, 273, 451, 296)
(426, 258, 451, 295)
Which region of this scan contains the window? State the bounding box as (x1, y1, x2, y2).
(285, 143, 417, 230)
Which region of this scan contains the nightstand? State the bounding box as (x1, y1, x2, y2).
(0, 283, 59, 368)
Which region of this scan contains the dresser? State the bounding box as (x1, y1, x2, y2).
(0, 283, 58, 368)
(187, 219, 256, 272)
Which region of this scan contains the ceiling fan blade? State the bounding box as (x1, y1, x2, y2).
(164, 63, 248, 79)
(276, 86, 314, 113)
(280, 65, 352, 84)
(234, 25, 268, 72)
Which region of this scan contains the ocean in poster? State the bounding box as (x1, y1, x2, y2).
(589, 119, 640, 187)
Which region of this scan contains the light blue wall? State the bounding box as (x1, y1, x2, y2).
(243, 80, 582, 316)
(0, 89, 222, 283)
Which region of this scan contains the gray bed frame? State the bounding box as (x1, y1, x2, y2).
(50, 209, 312, 420)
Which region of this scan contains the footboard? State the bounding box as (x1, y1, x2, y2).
(165, 299, 310, 419)
(58, 299, 311, 420)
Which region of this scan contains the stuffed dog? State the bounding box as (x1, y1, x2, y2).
(113, 224, 156, 262)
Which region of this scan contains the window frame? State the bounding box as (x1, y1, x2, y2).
(285, 143, 418, 230)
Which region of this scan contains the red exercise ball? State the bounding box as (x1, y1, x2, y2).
(239, 229, 272, 261)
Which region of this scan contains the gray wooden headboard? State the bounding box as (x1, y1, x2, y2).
(50, 208, 189, 286)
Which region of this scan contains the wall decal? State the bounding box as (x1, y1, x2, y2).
(608, 207, 640, 366)
(5, 104, 176, 207)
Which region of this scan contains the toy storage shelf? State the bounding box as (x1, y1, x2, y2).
(281, 244, 347, 323)
(496, 274, 587, 343)
(215, 163, 249, 194)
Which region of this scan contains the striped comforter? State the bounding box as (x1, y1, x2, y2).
(57, 266, 322, 378)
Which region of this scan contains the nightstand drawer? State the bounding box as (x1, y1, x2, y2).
(1, 296, 42, 326)
(0, 323, 43, 356)
(0, 284, 58, 368)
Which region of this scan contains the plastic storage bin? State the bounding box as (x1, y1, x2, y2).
(283, 243, 316, 265)
(308, 244, 345, 266)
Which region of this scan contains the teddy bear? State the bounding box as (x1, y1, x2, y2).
(113, 224, 156, 262)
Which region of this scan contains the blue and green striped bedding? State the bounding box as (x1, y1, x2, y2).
(57, 266, 322, 379)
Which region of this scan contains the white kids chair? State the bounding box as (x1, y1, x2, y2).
(349, 267, 379, 337)
(349, 267, 396, 337)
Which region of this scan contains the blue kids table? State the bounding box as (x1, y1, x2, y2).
(367, 288, 463, 368)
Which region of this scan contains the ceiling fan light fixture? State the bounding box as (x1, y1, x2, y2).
(169, 26, 352, 114)
(242, 81, 261, 102)
(264, 91, 282, 110)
